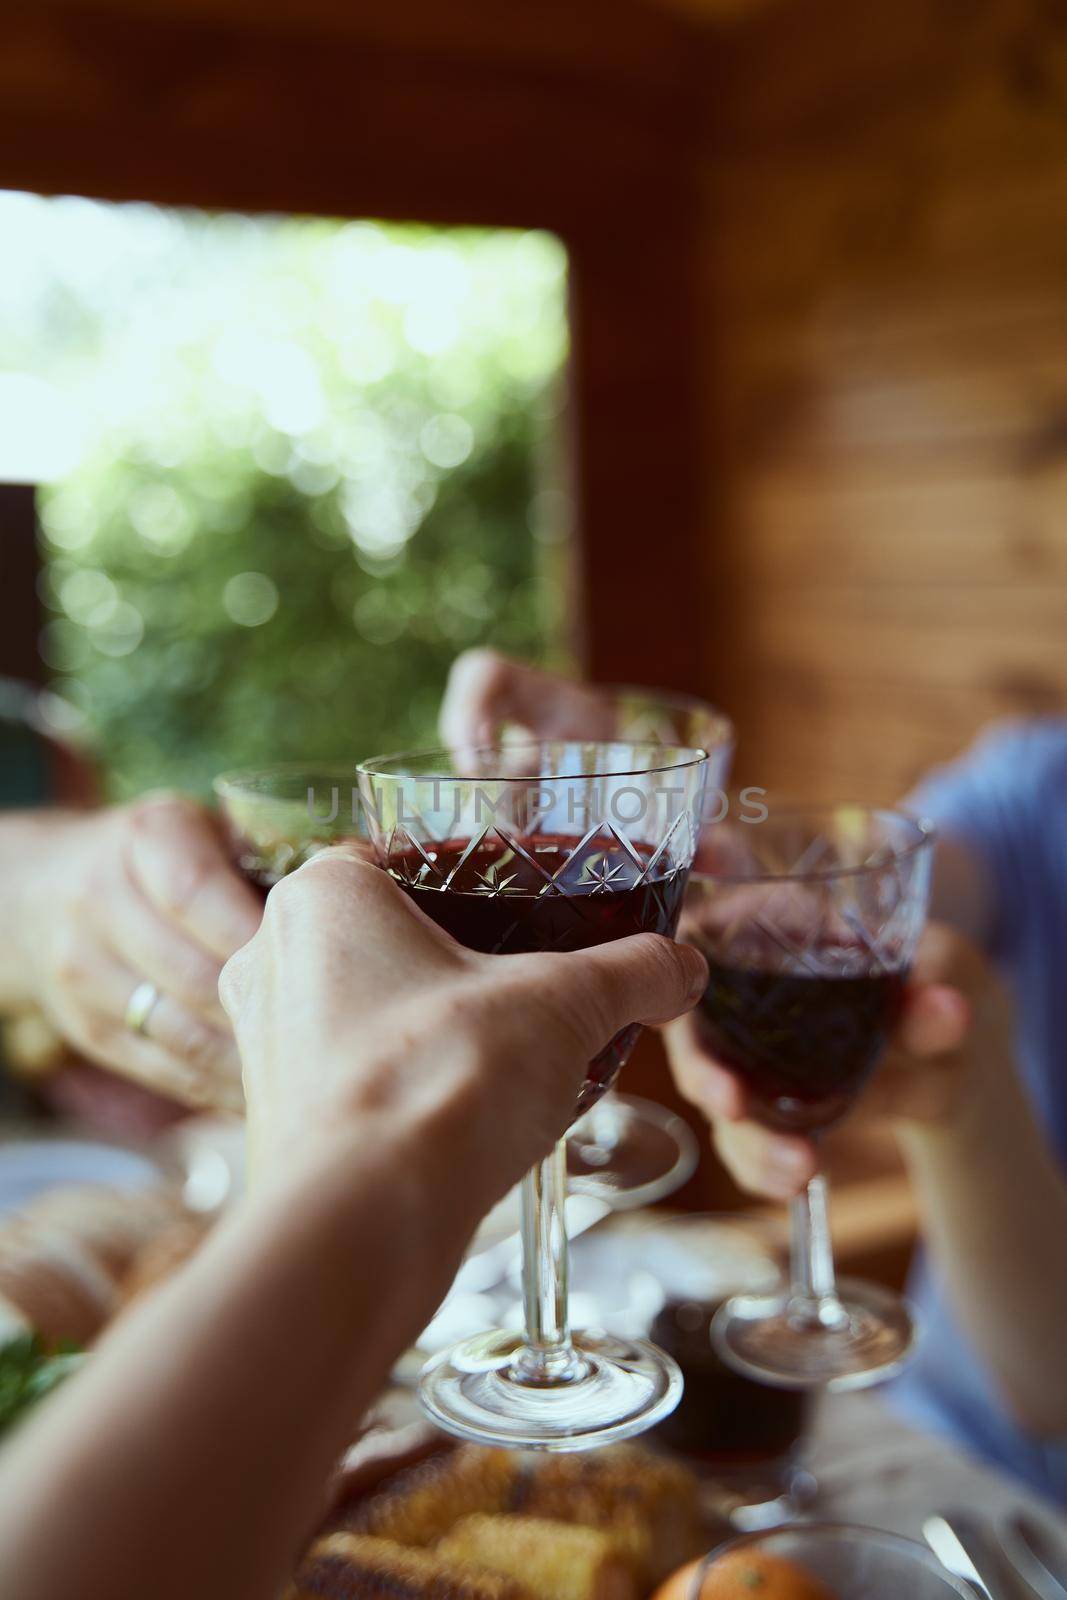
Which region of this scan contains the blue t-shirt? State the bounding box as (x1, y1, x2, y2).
(889, 718, 1067, 1502)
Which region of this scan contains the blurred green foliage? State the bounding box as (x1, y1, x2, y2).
(0, 195, 569, 798)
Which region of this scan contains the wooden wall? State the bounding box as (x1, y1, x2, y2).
(700, 0, 1067, 803)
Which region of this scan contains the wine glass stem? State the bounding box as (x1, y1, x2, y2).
(514, 1140, 586, 1385)
(789, 1173, 849, 1332)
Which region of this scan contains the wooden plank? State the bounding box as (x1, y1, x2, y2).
(705, 0, 1029, 154)
(725, 476, 1067, 587)
(738, 586, 1067, 682)
(718, 689, 1054, 797)
(706, 141, 1067, 312)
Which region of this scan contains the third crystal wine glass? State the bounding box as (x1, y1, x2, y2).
(684, 807, 934, 1390)
(557, 690, 733, 1207)
(358, 738, 709, 1449)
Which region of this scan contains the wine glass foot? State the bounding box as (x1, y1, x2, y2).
(418, 1329, 682, 1451)
(711, 1277, 919, 1392)
(567, 1095, 700, 1209)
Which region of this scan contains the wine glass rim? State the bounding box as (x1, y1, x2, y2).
(213, 761, 362, 800)
(698, 1520, 975, 1595)
(357, 739, 711, 782)
(691, 805, 935, 885)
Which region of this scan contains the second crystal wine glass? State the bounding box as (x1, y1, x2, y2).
(358, 739, 709, 1449)
(559, 689, 733, 1208)
(684, 806, 934, 1390)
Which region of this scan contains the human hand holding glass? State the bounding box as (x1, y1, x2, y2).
(357, 738, 709, 1447)
(666, 922, 975, 1201)
(680, 807, 935, 1389)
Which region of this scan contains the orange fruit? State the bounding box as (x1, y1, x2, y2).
(653, 1550, 839, 1600)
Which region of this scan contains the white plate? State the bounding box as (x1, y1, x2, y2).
(0, 1138, 162, 1216)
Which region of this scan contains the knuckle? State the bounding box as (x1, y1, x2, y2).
(178, 1022, 229, 1075)
(261, 868, 309, 926)
(158, 853, 214, 918)
(219, 945, 252, 1014)
(174, 950, 224, 1007)
(84, 858, 113, 900)
(128, 790, 195, 832)
(52, 931, 91, 991)
(435, 985, 482, 1034)
(633, 932, 686, 997)
(80, 1010, 113, 1052)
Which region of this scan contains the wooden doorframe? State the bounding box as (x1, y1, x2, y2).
(0, 1, 711, 692)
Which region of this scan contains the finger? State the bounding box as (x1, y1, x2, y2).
(86, 856, 230, 1025)
(439, 649, 503, 750)
(278, 848, 458, 957)
(713, 1118, 818, 1201)
(897, 982, 970, 1056)
(252, 851, 466, 1009)
(53, 945, 243, 1112)
(94, 1021, 244, 1115)
(661, 1012, 748, 1121)
(439, 649, 615, 750)
(124, 793, 263, 963)
(547, 934, 708, 1056)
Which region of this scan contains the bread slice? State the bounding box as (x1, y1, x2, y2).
(437, 1513, 636, 1600)
(292, 1532, 531, 1599)
(516, 1444, 703, 1586)
(339, 1445, 521, 1546)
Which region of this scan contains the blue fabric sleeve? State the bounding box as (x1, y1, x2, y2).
(906, 719, 1057, 961)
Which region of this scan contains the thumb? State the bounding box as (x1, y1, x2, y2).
(555, 934, 708, 1056)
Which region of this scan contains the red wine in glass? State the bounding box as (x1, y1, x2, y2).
(389, 834, 687, 1112)
(694, 951, 907, 1133)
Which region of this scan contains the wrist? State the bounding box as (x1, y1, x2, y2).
(247, 1074, 500, 1278)
(237, 1103, 494, 1368)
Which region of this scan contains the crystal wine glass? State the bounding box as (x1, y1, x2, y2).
(684, 806, 934, 1390)
(555, 690, 734, 1208)
(214, 764, 370, 897)
(358, 739, 709, 1449)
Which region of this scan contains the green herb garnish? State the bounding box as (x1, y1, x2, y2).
(0, 1333, 83, 1438)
